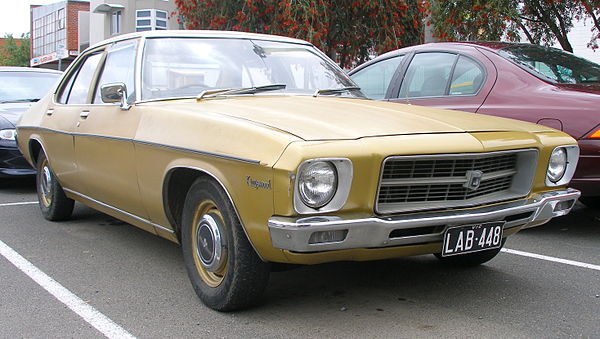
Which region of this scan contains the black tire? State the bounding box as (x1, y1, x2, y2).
(434, 239, 506, 267)
(579, 197, 600, 210)
(36, 152, 74, 221)
(181, 177, 270, 311)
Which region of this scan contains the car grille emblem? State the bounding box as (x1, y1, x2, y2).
(464, 170, 483, 191)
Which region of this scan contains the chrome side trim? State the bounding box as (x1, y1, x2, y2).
(269, 188, 580, 253)
(18, 126, 260, 164)
(135, 140, 261, 164)
(63, 188, 175, 234)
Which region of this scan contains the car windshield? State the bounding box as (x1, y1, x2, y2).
(0, 71, 61, 103)
(141, 38, 362, 100)
(498, 45, 600, 84)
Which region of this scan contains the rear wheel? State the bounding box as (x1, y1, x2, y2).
(36, 152, 74, 221)
(181, 177, 270, 311)
(434, 239, 506, 266)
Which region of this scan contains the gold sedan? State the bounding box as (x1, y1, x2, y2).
(17, 31, 581, 311)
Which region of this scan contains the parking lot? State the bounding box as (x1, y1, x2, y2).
(0, 177, 599, 338)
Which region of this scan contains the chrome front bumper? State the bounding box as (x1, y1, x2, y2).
(268, 188, 580, 253)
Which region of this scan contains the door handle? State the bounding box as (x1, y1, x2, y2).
(80, 111, 90, 118)
(45, 109, 54, 116)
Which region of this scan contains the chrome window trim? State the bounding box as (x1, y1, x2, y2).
(135, 37, 145, 104)
(375, 149, 539, 215)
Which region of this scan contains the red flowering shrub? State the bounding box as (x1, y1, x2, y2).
(174, 0, 426, 67)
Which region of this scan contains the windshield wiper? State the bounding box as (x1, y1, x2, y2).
(0, 98, 39, 103)
(196, 84, 286, 100)
(313, 86, 361, 97)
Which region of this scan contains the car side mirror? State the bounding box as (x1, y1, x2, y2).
(100, 83, 131, 110)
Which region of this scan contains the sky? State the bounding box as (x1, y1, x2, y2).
(0, 0, 597, 63)
(0, 0, 68, 37)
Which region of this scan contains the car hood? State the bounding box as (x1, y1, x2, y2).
(0, 102, 32, 127)
(181, 96, 554, 140)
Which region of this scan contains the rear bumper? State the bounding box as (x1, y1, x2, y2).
(268, 188, 580, 253)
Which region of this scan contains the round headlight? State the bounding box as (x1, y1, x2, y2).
(547, 147, 567, 183)
(298, 161, 338, 208)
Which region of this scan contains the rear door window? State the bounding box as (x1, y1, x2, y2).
(449, 56, 485, 96)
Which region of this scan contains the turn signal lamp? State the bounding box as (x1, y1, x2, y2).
(589, 129, 600, 139)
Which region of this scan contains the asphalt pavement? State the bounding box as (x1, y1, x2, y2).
(1, 178, 599, 338)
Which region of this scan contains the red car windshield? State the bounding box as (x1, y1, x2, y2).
(498, 45, 600, 84)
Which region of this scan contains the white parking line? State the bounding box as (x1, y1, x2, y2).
(0, 201, 38, 207)
(0, 239, 136, 339)
(502, 248, 600, 271)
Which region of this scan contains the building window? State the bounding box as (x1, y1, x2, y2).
(136, 9, 169, 32)
(111, 10, 122, 35)
(32, 5, 67, 58)
(57, 8, 65, 29)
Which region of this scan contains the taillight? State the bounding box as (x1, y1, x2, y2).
(585, 125, 600, 139)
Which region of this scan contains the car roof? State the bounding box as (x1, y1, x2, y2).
(381, 41, 540, 54)
(88, 29, 313, 50)
(0, 66, 62, 74)
(349, 41, 550, 74)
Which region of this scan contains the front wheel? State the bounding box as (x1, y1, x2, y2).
(181, 177, 270, 311)
(434, 239, 506, 266)
(36, 152, 74, 221)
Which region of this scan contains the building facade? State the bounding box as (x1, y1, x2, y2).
(30, 0, 90, 70)
(89, 0, 179, 46)
(559, 19, 600, 64)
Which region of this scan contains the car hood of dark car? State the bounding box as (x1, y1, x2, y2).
(165, 96, 555, 141)
(0, 102, 32, 127)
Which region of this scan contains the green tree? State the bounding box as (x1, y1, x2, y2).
(0, 33, 30, 67)
(428, 0, 600, 53)
(175, 0, 427, 68)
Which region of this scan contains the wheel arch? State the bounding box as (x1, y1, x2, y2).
(28, 137, 46, 167)
(162, 166, 261, 260)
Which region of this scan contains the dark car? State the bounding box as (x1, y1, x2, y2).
(0, 67, 62, 177)
(349, 42, 600, 208)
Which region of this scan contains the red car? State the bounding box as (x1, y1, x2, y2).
(349, 42, 600, 208)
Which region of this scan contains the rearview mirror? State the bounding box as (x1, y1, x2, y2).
(100, 83, 131, 110)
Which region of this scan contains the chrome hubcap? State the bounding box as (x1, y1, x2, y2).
(40, 165, 52, 199)
(195, 213, 224, 273)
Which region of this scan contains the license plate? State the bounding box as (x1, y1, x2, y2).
(442, 222, 504, 257)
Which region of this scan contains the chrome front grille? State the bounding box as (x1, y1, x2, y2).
(382, 153, 517, 179)
(376, 150, 538, 214)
